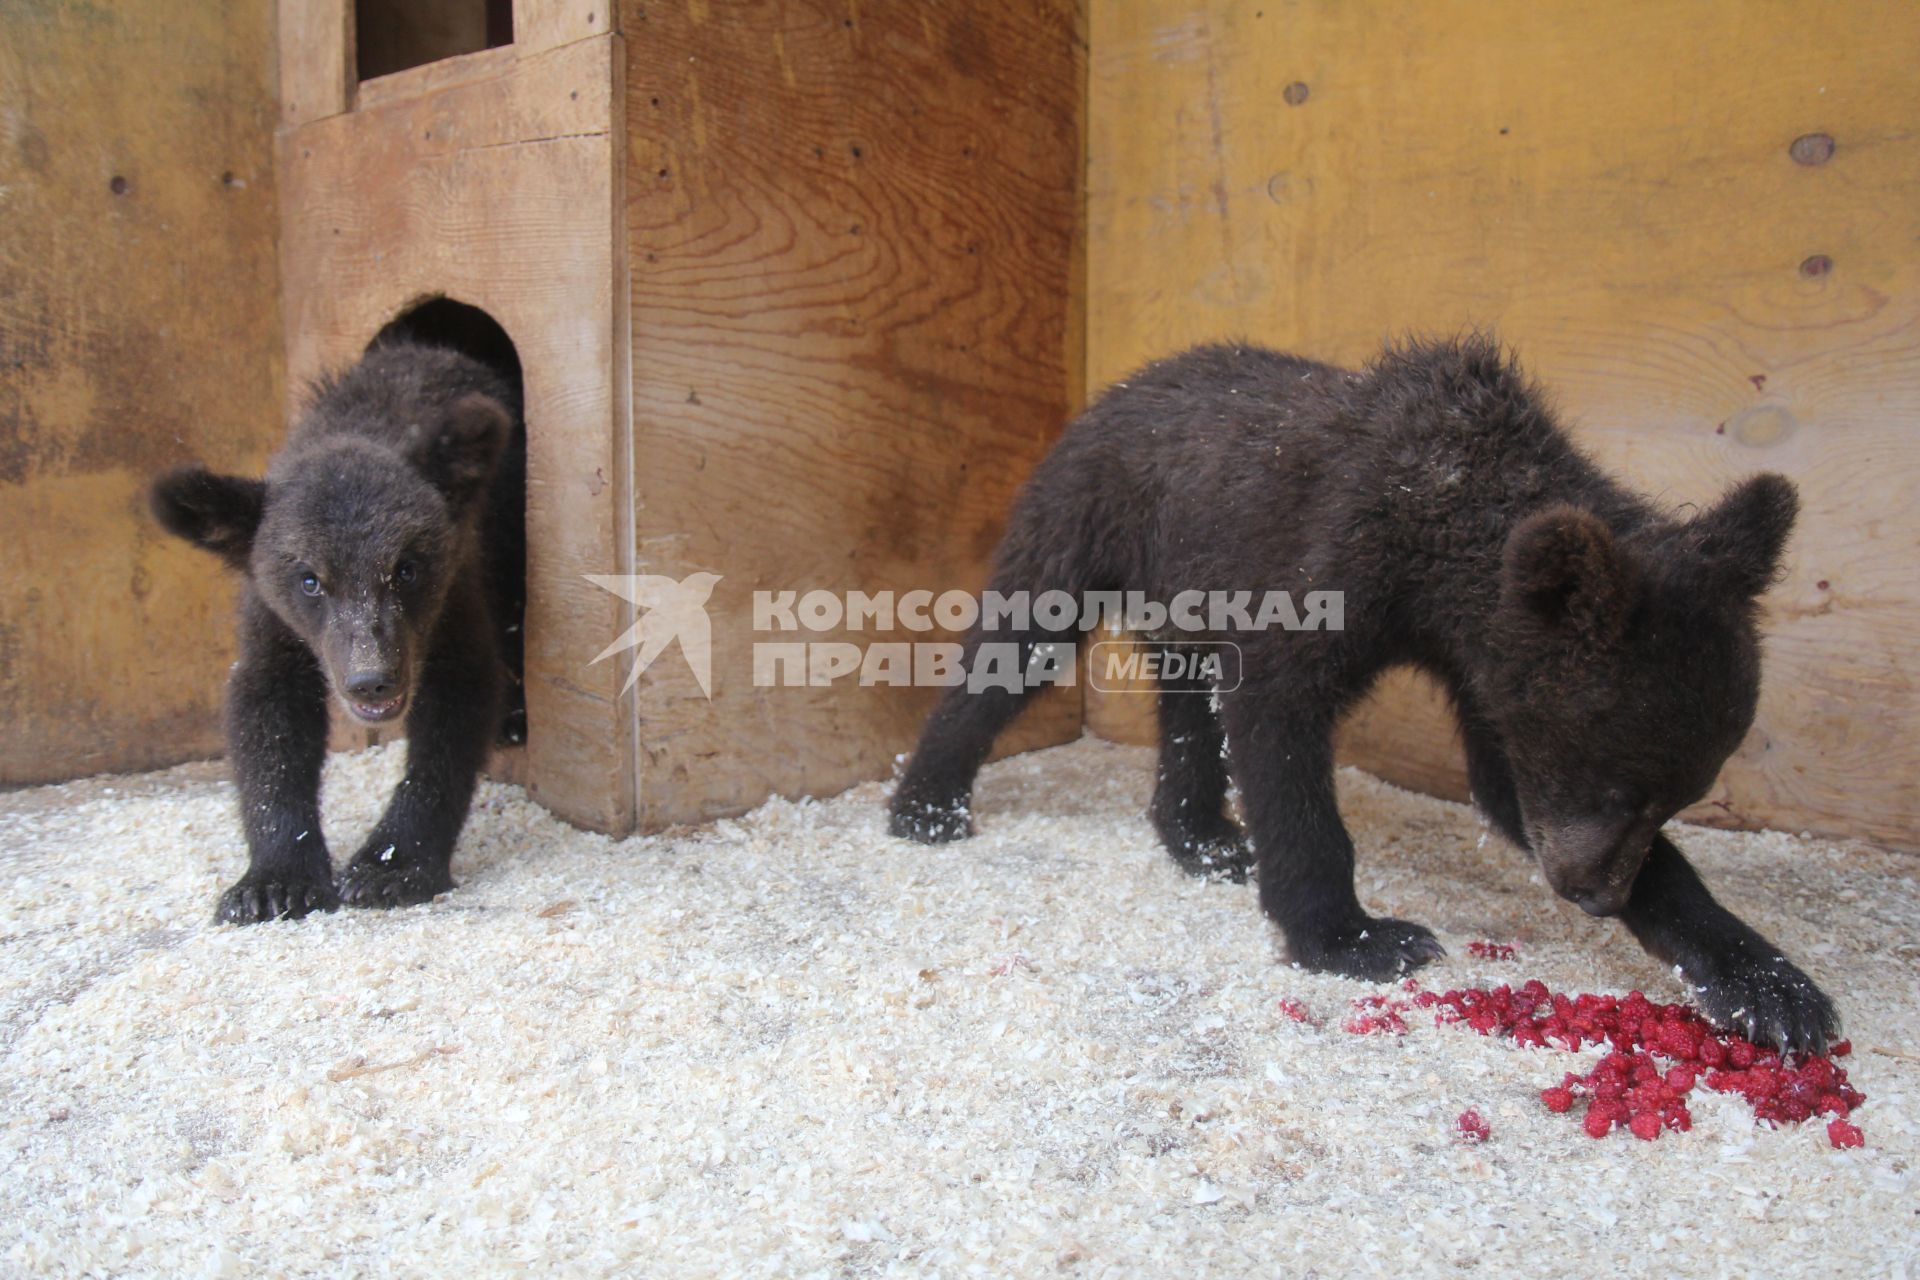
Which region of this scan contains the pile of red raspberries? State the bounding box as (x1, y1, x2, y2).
(1409, 979, 1866, 1147)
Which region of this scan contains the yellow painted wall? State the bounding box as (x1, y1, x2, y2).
(0, 0, 283, 783)
(1086, 0, 1920, 848)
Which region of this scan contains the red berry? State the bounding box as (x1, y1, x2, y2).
(1456, 1108, 1490, 1143)
(1424, 978, 1866, 1145)
(1659, 1025, 1700, 1061)
(1827, 1118, 1864, 1149)
(1830, 1039, 1851, 1057)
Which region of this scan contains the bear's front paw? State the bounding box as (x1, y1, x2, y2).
(1687, 950, 1840, 1057)
(888, 789, 974, 844)
(1290, 916, 1446, 982)
(337, 857, 455, 910)
(215, 875, 339, 925)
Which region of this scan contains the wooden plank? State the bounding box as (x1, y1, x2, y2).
(514, 0, 613, 53)
(278, 0, 354, 126)
(620, 0, 1087, 827)
(1085, 0, 1920, 849)
(279, 35, 634, 833)
(354, 42, 525, 113)
(0, 0, 282, 785)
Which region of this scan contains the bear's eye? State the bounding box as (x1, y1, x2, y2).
(298, 571, 322, 598)
(394, 560, 417, 585)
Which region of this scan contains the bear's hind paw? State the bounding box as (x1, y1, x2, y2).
(1164, 832, 1254, 883)
(888, 790, 974, 844)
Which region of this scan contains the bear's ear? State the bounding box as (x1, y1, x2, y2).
(1501, 505, 1632, 644)
(150, 467, 266, 569)
(412, 392, 510, 512)
(1690, 473, 1798, 599)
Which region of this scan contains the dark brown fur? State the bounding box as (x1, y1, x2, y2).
(891, 335, 1839, 1053)
(151, 339, 523, 923)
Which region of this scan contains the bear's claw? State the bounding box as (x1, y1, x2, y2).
(1689, 951, 1841, 1057)
(337, 858, 455, 910)
(215, 876, 339, 925)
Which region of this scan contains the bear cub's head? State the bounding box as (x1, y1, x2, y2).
(151, 390, 510, 726)
(1484, 473, 1799, 918)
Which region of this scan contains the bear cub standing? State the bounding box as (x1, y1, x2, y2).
(891, 336, 1840, 1054)
(152, 338, 524, 924)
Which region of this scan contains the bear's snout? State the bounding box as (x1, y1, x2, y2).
(344, 669, 406, 718)
(1535, 812, 1657, 918)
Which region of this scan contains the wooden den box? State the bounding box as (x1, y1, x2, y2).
(274, 0, 1083, 835)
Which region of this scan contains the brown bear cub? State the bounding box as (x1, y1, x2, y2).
(151, 338, 524, 924)
(891, 336, 1839, 1054)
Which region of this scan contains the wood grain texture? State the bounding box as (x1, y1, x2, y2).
(620, 0, 1087, 827)
(0, 0, 282, 784)
(1086, 0, 1920, 849)
(279, 35, 635, 832)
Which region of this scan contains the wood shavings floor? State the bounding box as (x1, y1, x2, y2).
(2, 737, 1916, 1278)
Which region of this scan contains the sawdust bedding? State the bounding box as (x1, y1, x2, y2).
(1, 737, 1915, 1278)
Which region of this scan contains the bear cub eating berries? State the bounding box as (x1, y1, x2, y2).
(890, 335, 1839, 1054)
(151, 337, 524, 924)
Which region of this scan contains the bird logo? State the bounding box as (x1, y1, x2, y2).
(584, 572, 723, 698)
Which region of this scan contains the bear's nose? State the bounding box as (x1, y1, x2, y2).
(345, 671, 399, 701)
(1571, 885, 1631, 917)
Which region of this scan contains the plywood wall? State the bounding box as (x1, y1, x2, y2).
(0, 0, 283, 784)
(1086, 0, 1920, 849)
(621, 0, 1087, 827)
